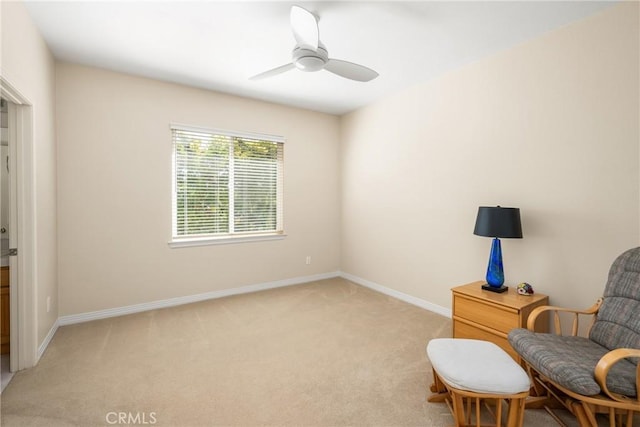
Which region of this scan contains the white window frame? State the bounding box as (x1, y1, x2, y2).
(169, 123, 285, 248)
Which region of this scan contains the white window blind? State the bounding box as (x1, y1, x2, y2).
(171, 125, 283, 241)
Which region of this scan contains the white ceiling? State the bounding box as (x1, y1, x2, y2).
(24, 1, 615, 115)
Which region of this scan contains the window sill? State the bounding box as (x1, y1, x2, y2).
(168, 233, 287, 248)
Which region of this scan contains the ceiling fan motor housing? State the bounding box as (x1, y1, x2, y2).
(292, 44, 328, 72)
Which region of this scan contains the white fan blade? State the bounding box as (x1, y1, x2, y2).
(290, 5, 318, 50)
(250, 63, 295, 81)
(325, 59, 379, 82)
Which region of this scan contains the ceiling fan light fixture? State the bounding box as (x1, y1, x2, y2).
(292, 44, 328, 72)
(295, 56, 325, 72)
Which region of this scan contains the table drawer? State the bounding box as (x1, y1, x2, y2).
(454, 294, 519, 334)
(453, 319, 519, 362)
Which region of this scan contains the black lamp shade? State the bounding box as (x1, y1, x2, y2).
(473, 206, 523, 238)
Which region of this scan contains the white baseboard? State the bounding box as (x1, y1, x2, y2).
(339, 271, 452, 318)
(45, 270, 448, 361)
(37, 318, 59, 360)
(58, 271, 341, 326)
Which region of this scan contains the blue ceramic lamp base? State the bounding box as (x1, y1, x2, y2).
(482, 238, 508, 293)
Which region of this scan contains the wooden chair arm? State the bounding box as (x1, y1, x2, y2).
(594, 348, 640, 403)
(527, 298, 603, 335)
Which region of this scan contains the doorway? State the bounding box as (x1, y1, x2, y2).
(0, 98, 15, 390)
(0, 76, 37, 381)
(0, 98, 10, 390)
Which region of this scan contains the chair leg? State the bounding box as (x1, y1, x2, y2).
(518, 398, 526, 427)
(572, 401, 597, 427)
(582, 402, 599, 427)
(428, 370, 448, 403)
(506, 397, 525, 427)
(495, 398, 503, 427)
(526, 365, 546, 398)
(430, 369, 446, 393)
(450, 390, 467, 427)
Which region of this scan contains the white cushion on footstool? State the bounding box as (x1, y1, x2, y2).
(427, 338, 530, 395)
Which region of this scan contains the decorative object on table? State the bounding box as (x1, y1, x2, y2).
(516, 282, 534, 295)
(473, 206, 523, 293)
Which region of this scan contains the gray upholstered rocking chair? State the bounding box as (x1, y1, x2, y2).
(508, 247, 640, 427)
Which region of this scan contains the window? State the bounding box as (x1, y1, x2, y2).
(170, 125, 284, 246)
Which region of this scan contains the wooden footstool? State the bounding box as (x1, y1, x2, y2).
(426, 338, 531, 427)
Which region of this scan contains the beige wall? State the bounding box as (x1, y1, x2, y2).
(11, 0, 639, 324)
(1, 2, 58, 347)
(340, 2, 640, 311)
(56, 64, 341, 316)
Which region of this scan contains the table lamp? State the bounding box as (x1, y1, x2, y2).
(473, 206, 523, 293)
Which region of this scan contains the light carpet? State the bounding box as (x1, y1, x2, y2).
(1, 278, 579, 426)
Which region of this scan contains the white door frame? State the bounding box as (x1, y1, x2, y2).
(1, 77, 37, 371)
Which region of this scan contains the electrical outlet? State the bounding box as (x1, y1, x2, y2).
(46, 296, 51, 313)
(305, 256, 311, 265)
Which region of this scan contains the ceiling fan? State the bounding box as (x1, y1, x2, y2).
(250, 5, 379, 82)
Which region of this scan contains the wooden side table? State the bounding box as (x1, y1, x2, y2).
(452, 281, 549, 363)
